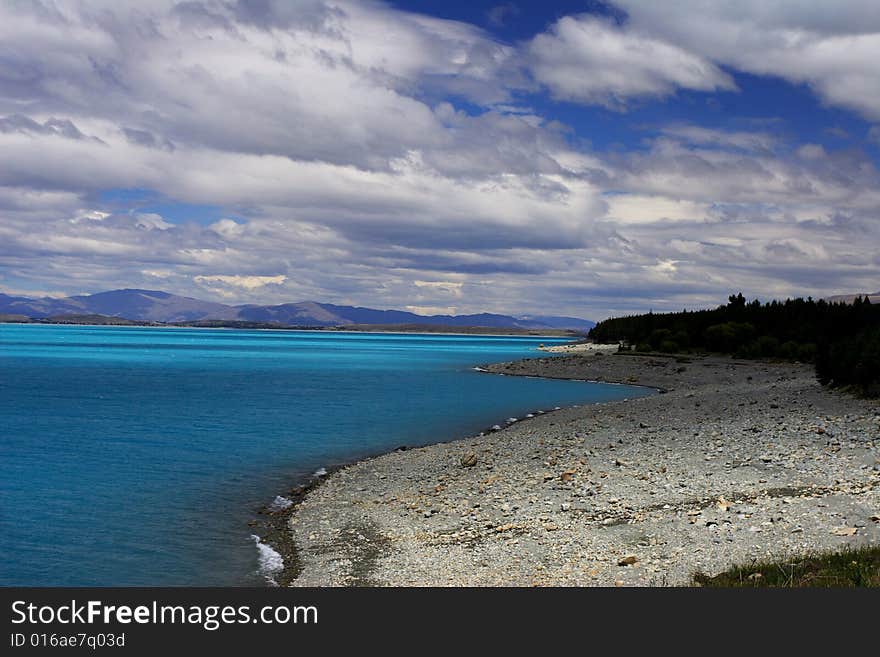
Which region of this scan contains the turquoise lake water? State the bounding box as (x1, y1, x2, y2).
(0, 324, 653, 585)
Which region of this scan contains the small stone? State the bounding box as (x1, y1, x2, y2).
(618, 555, 639, 566)
(460, 452, 478, 468)
(831, 527, 858, 536)
(748, 572, 763, 581)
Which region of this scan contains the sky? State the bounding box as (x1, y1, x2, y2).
(1, 0, 879, 320)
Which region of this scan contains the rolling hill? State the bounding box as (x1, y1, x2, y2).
(0, 289, 594, 331)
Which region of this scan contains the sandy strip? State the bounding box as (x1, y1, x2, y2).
(537, 341, 618, 354)
(288, 352, 879, 586)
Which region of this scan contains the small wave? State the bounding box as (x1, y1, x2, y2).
(251, 535, 283, 586)
(313, 467, 328, 477)
(268, 495, 293, 512)
(506, 417, 518, 423)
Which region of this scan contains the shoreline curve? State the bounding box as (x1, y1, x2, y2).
(280, 352, 879, 586)
(252, 359, 653, 585)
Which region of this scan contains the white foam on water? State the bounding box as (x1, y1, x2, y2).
(313, 467, 328, 477)
(268, 495, 293, 512)
(251, 534, 283, 586)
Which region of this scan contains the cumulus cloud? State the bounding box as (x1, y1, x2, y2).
(413, 280, 464, 296)
(405, 305, 458, 316)
(527, 15, 735, 107)
(658, 125, 779, 153)
(614, 0, 880, 120)
(0, 0, 523, 167)
(194, 274, 288, 289)
(0, 1, 878, 319)
(0, 114, 97, 141)
(134, 213, 174, 231)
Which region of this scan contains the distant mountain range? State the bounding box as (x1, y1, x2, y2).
(824, 291, 879, 304)
(0, 289, 595, 331)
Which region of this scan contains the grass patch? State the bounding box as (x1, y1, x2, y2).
(693, 545, 880, 587)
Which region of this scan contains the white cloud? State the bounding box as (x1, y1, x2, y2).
(605, 194, 710, 225)
(405, 305, 458, 316)
(70, 210, 111, 224)
(648, 259, 679, 276)
(615, 0, 880, 120)
(527, 15, 735, 107)
(134, 213, 173, 231)
(413, 280, 464, 296)
(210, 219, 246, 239)
(0, 2, 878, 319)
(194, 274, 288, 290)
(659, 125, 778, 152)
(142, 269, 174, 279)
(0, 0, 521, 168)
(797, 144, 827, 160)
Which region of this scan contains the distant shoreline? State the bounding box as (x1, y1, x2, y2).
(0, 318, 583, 338)
(0, 316, 585, 340)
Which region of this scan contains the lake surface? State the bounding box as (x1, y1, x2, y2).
(0, 324, 653, 585)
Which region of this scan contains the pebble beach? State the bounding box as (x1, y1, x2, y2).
(288, 352, 880, 586)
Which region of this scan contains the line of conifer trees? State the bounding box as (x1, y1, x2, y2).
(588, 294, 879, 396)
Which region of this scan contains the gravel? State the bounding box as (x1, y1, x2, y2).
(289, 353, 880, 586)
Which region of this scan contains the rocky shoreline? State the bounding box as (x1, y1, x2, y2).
(287, 352, 879, 586)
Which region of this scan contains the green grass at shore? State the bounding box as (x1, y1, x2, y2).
(692, 545, 880, 587)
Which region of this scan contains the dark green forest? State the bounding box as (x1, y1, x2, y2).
(588, 294, 880, 395)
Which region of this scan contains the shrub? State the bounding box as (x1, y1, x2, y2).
(704, 322, 755, 353)
(659, 340, 679, 353)
(753, 335, 780, 358)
